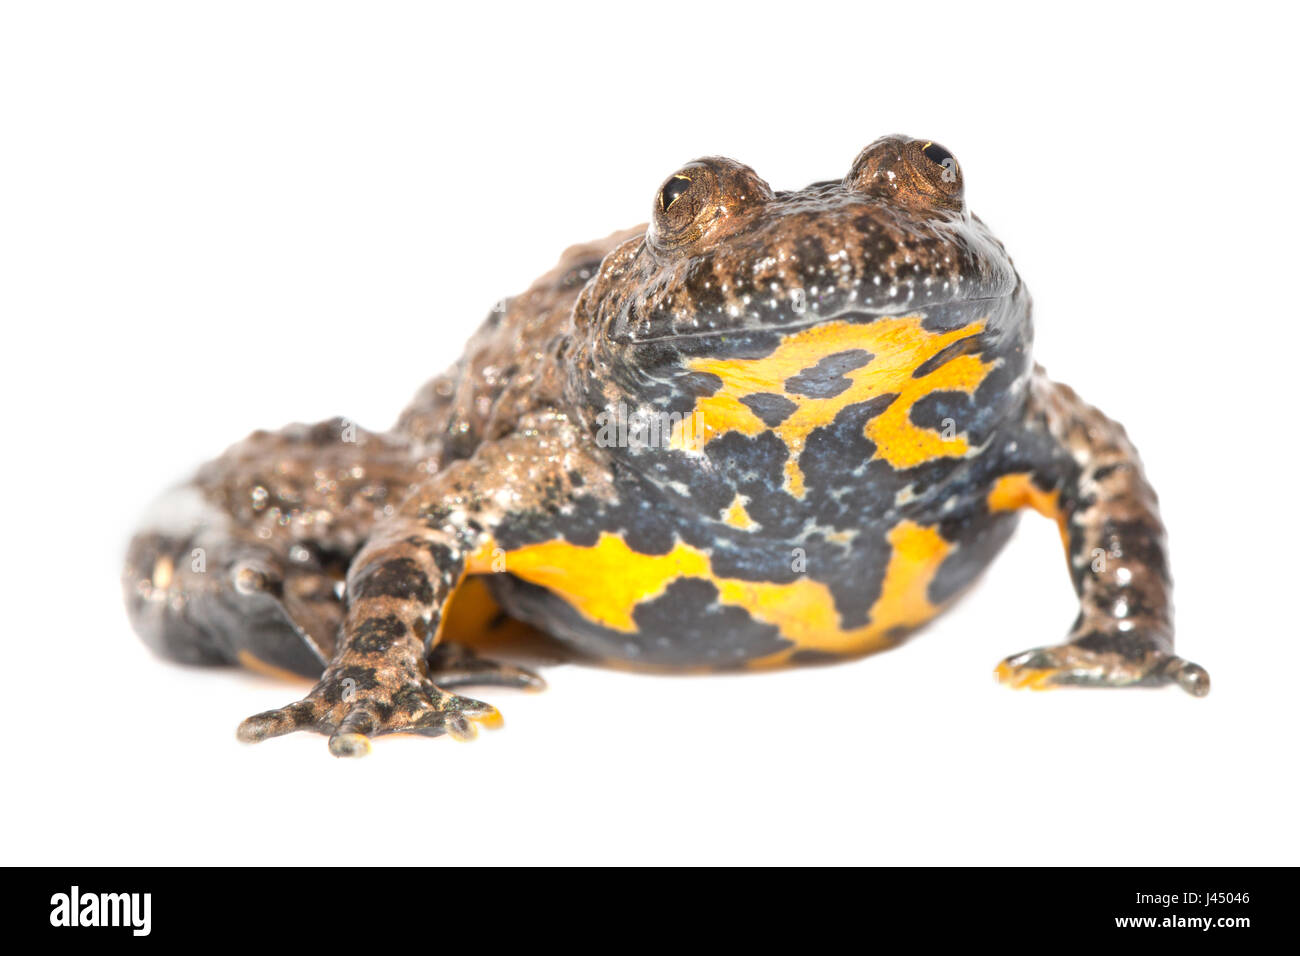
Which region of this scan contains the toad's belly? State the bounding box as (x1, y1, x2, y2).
(466, 517, 1017, 669)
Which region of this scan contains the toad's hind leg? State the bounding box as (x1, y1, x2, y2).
(237, 426, 593, 756)
(122, 418, 416, 678)
(992, 371, 1209, 696)
(124, 515, 340, 676)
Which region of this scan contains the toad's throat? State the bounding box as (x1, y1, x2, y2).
(666, 313, 995, 495)
(612, 296, 1010, 345)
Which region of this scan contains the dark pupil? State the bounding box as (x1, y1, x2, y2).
(661, 176, 692, 210)
(922, 142, 954, 168)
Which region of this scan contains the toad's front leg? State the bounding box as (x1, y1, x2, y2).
(236, 514, 498, 756)
(237, 434, 595, 756)
(993, 370, 1209, 696)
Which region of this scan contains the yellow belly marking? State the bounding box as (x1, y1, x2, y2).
(988, 472, 1067, 548)
(669, 315, 994, 496)
(469, 522, 952, 665)
(471, 534, 709, 632)
(721, 494, 759, 530)
(439, 574, 542, 647)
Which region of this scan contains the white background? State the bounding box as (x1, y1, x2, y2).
(2, 1, 1296, 866)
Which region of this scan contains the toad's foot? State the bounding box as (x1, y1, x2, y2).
(237, 664, 503, 757)
(426, 640, 546, 691)
(996, 638, 1210, 697)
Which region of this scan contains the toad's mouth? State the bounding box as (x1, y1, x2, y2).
(610, 295, 1012, 346)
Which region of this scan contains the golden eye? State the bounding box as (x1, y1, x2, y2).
(846, 136, 965, 211)
(919, 142, 960, 185)
(921, 141, 954, 169)
(660, 175, 692, 211)
(650, 159, 772, 253)
(908, 139, 963, 205)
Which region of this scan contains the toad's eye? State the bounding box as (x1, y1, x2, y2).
(846, 136, 965, 212)
(921, 141, 955, 173)
(660, 175, 692, 211)
(908, 138, 964, 206)
(649, 158, 771, 253)
(921, 142, 952, 166)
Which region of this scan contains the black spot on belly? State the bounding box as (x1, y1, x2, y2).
(679, 371, 724, 397)
(909, 339, 1024, 452)
(351, 557, 434, 604)
(789, 648, 844, 665)
(799, 394, 897, 516)
(486, 574, 792, 669)
(702, 431, 804, 537)
(913, 331, 988, 378)
(628, 579, 791, 666)
(785, 349, 873, 398)
(741, 392, 799, 426)
(929, 508, 1019, 605)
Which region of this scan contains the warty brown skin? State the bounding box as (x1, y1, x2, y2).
(123, 135, 1207, 757)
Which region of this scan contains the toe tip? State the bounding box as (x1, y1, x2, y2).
(329, 732, 372, 758)
(236, 717, 269, 743)
(445, 716, 479, 741)
(1175, 662, 1211, 698)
